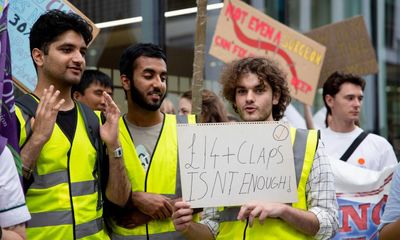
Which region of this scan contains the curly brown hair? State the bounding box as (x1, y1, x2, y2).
(219, 57, 291, 121)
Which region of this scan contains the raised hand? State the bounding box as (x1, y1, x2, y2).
(100, 92, 120, 148)
(31, 85, 65, 145)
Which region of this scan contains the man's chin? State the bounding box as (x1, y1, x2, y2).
(240, 115, 261, 122)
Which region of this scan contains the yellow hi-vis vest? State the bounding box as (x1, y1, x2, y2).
(110, 114, 197, 240)
(217, 128, 319, 240)
(15, 100, 109, 240)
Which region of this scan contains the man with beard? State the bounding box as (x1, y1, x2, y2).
(107, 43, 196, 239)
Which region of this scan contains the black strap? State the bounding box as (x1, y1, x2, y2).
(340, 131, 369, 161)
(15, 94, 37, 117)
(76, 102, 104, 210)
(76, 102, 101, 151)
(15, 94, 38, 146)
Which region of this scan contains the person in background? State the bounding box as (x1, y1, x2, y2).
(160, 98, 176, 114)
(107, 43, 199, 239)
(72, 69, 114, 112)
(172, 56, 338, 240)
(0, 136, 30, 240)
(321, 71, 397, 170)
(15, 10, 130, 239)
(178, 89, 230, 123)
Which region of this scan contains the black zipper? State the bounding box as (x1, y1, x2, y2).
(66, 149, 77, 239)
(143, 114, 166, 240)
(243, 218, 249, 240)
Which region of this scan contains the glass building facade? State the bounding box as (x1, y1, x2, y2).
(65, 0, 399, 156)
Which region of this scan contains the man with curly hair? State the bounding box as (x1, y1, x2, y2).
(172, 57, 338, 240)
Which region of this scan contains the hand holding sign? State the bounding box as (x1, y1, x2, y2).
(238, 201, 288, 227)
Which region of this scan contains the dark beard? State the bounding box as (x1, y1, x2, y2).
(129, 79, 166, 111)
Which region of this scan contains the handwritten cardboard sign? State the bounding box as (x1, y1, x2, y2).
(305, 16, 378, 87)
(177, 122, 297, 208)
(209, 0, 326, 105)
(0, 0, 99, 92)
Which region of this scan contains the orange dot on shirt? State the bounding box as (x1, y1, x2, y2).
(358, 158, 365, 165)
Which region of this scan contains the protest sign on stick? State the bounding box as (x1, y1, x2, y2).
(209, 0, 326, 105)
(177, 121, 297, 208)
(305, 16, 378, 87)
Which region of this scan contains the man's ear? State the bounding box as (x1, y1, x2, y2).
(325, 95, 334, 108)
(272, 92, 281, 105)
(73, 91, 82, 100)
(121, 75, 131, 91)
(31, 48, 44, 67)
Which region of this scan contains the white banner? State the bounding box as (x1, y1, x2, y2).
(330, 157, 396, 239)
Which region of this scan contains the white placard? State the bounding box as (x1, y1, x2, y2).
(177, 121, 298, 208)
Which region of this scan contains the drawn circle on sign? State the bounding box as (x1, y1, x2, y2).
(273, 124, 289, 141)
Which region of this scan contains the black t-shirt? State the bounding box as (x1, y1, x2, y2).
(56, 106, 77, 143)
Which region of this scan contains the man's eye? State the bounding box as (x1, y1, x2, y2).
(255, 88, 264, 93)
(62, 48, 72, 53)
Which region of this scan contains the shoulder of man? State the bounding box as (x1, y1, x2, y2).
(15, 94, 38, 117)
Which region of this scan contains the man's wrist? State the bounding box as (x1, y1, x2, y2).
(113, 146, 123, 158)
(106, 141, 122, 158)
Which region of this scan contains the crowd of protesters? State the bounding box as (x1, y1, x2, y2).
(1, 9, 400, 240)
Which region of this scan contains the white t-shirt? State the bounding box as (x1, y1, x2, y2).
(0, 146, 31, 227)
(282, 104, 306, 129)
(320, 126, 398, 171)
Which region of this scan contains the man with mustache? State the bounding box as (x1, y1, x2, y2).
(107, 43, 197, 239)
(321, 72, 397, 170)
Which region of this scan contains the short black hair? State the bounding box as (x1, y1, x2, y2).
(30, 10, 93, 67)
(322, 71, 366, 115)
(72, 70, 113, 95)
(119, 43, 167, 80)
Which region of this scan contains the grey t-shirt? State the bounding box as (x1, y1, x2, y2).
(124, 115, 163, 171)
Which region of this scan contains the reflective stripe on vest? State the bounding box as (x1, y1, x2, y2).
(29, 212, 103, 238)
(17, 103, 106, 240)
(217, 128, 319, 240)
(30, 170, 96, 196)
(111, 114, 196, 238)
